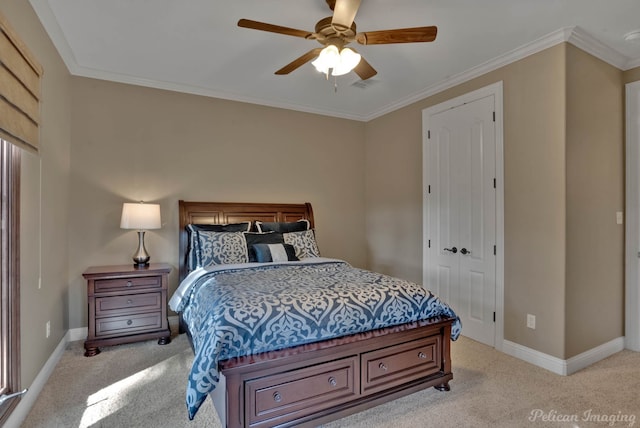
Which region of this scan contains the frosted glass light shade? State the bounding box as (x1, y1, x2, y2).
(312, 45, 361, 77)
(120, 203, 161, 230)
(312, 45, 340, 74)
(332, 48, 361, 76)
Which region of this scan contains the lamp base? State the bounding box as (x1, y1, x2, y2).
(131, 231, 151, 268)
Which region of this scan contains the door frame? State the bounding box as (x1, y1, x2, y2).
(625, 80, 640, 352)
(422, 81, 505, 350)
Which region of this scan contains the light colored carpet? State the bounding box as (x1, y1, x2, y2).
(21, 329, 639, 428)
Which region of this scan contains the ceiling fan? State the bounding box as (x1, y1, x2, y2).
(237, 0, 437, 80)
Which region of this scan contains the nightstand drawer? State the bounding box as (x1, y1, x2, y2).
(94, 275, 162, 293)
(95, 312, 163, 337)
(95, 292, 162, 317)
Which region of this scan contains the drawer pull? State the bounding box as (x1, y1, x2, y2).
(328, 376, 337, 387)
(126, 281, 133, 287)
(379, 362, 388, 371)
(126, 299, 133, 305)
(126, 319, 132, 326)
(273, 392, 282, 402)
(418, 352, 427, 359)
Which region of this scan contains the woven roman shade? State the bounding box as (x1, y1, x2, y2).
(0, 11, 43, 153)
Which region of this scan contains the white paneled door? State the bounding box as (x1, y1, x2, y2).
(423, 91, 497, 347)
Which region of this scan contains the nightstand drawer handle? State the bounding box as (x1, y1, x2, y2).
(126, 299, 133, 305)
(379, 362, 388, 371)
(126, 281, 133, 287)
(418, 352, 427, 359)
(273, 392, 282, 402)
(126, 319, 132, 326)
(328, 376, 337, 387)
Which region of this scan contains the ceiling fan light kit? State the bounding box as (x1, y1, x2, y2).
(237, 0, 437, 82)
(312, 45, 361, 76)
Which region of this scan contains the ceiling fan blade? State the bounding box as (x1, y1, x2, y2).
(238, 19, 312, 39)
(353, 57, 377, 80)
(331, 0, 362, 32)
(275, 48, 323, 75)
(356, 26, 437, 45)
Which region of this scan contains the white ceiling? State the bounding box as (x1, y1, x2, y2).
(29, 0, 640, 121)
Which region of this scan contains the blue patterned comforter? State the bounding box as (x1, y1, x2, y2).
(169, 258, 461, 420)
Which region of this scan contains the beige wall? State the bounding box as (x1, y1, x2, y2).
(67, 78, 367, 328)
(623, 66, 640, 84)
(565, 45, 624, 357)
(1, 0, 72, 386)
(366, 45, 569, 357)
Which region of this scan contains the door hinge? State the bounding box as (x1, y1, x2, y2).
(493, 312, 496, 322)
(493, 178, 496, 189)
(428, 239, 431, 248)
(428, 185, 431, 194)
(493, 245, 496, 255)
(493, 111, 496, 122)
(427, 130, 431, 139)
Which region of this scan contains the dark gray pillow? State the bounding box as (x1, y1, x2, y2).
(251, 243, 299, 263)
(255, 219, 310, 233)
(243, 232, 284, 262)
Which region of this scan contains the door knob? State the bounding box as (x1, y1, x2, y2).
(460, 248, 471, 255)
(443, 247, 457, 254)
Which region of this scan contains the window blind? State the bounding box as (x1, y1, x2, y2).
(0, 11, 43, 153)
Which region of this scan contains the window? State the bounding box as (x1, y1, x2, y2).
(0, 138, 21, 424)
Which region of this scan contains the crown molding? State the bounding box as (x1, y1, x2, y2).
(567, 26, 630, 70)
(27, 2, 639, 121)
(364, 27, 575, 120)
(365, 26, 638, 120)
(627, 57, 640, 71)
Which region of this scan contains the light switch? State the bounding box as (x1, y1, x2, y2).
(616, 211, 623, 225)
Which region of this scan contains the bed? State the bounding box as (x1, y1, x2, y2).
(172, 200, 460, 427)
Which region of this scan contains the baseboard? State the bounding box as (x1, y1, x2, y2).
(564, 337, 625, 374)
(3, 330, 71, 428)
(69, 326, 88, 342)
(502, 336, 625, 375)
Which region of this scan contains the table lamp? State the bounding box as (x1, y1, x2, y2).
(120, 202, 161, 267)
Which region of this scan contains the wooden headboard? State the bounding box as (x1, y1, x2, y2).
(178, 201, 314, 281)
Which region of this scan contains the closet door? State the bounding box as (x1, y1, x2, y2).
(424, 94, 496, 347)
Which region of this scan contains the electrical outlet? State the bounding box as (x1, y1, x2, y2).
(46, 321, 50, 338)
(527, 314, 536, 330)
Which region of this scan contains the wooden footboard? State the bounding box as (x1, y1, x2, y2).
(216, 316, 454, 428)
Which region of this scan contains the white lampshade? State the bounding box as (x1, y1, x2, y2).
(332, 48, 361, 76)
(120, 202, 161, 230)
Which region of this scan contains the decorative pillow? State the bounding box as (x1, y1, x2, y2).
(255, 219, 310, 233)
(283, 229, 321, 259)
(250, 243, 299, 263)
(195, 231, 248, 267)
(243, 232, 284, 262)
(186, 223, 251, 270)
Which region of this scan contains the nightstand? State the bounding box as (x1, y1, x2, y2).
(83, 263, 172, 357)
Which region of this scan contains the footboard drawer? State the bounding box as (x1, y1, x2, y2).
(245, 357, 358, 427)
(361, 335, 441, 394)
